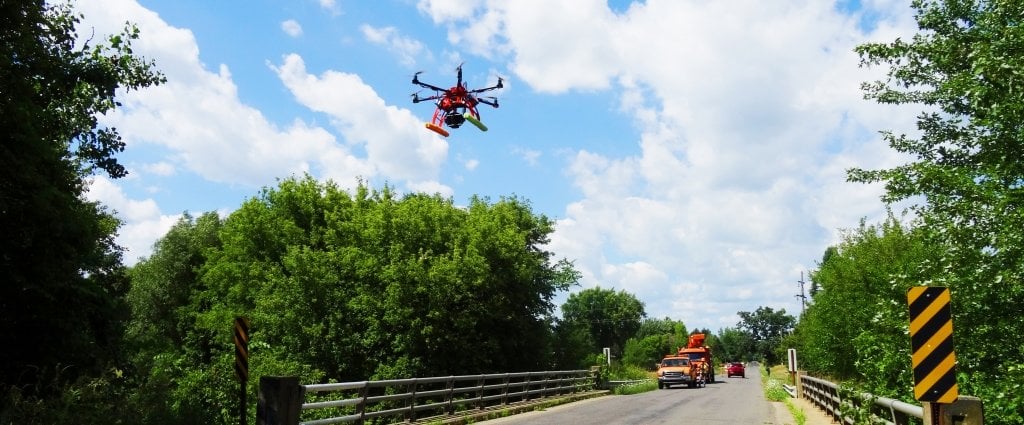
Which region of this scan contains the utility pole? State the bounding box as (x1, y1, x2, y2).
(795, 272, 807, 315)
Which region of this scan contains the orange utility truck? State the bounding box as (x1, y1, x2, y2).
(677, 333, 715, 383)
(656, 355, 703, 389)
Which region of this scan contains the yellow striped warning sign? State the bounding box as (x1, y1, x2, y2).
(907, 287, 958, 403)
(234, 317, 250, 382)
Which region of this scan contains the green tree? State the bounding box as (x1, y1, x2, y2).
(123, 212, 224, 423)
(620, 317, 688, 369)
(0, 0, 163, 396)
(156, 176, 579, 421)
(736, 307, 795, 365)
(560, 287, 646, 357)
(550, 319, 596, 369)
(634, 317, 688, 347)
(715, 327, 756, 363)
(798, 215, 931, 389)
(851, 0, 1024, 420)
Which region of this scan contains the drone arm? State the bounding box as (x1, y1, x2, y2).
(413, 93, 442, 103)
(476, 96, 499, 108)
(412, 74, 448, 93)
(469, 76, 503, 94)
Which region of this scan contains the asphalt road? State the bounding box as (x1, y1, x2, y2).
(480, 367, 779, 425)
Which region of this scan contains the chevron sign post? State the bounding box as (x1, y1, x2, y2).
(907, 286, 958, 404)
(234, 317, 250, 425)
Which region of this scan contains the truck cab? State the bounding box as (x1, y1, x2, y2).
(657, 356, 700, 389)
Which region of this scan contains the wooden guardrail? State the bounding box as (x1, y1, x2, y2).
(257, 370, 596, 425)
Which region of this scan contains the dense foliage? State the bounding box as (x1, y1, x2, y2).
(11, 0, 1023, 423)
(796, 0, 1024, 422)
(0, 0, 162, 419)
(560, 286, 646, 358)
(714, 327, 757, 363)
(620, 318, 688, 369)
(797, 216, 933, 389)
(122, 176, 580, 423)
(736, 307, 795, 365)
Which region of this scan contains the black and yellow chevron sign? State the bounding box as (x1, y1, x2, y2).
(234, 317, 250, 382)
(907, 287, 958, 403)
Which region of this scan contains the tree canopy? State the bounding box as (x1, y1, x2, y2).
(560, 286, 646, 357)
(835, 0, 1024, 420)
(736, 306, 795, 364)
(121, 176, 580, 422)
(0, 0, 163, 394)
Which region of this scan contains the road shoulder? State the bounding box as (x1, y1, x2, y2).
(772, 397, 836, 425)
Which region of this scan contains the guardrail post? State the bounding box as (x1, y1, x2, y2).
(476, 375, 485, 410)
(357, 384, 369, 423)
(923, 397, 984, 425)
(795, 370, 803, 399)
(257, 376, 303, 425)
(523, 373, 533, 401)
(445, 377, 456, 415)
(501, 373, 510, 405)
(405, 378, 418, 423)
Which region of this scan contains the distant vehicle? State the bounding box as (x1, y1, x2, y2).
(727, 362, 746, 378)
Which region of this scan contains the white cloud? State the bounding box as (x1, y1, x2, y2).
(360, 24, 428, 67)
(435, 0, 920, 329)
(281, 19, 303, 37)
(417, 0, 484, 22)
(512, 147, 541, 166)
(84, 176, 180, 265)
(271, 53, 452, 196)
(70, 0, 925, 333)
(319, 0, 341, 15)
(74, 0, 455, 262)
(143, 161, 175, 176)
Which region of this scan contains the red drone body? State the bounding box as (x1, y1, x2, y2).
(411, 65, 502, 137)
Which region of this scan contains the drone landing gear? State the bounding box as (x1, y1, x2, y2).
(463, 113, 487, 132)
(425, 122, 450, 137)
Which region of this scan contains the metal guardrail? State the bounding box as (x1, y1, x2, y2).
(257, 370, 596, 425)
(798, 374, 924, 425)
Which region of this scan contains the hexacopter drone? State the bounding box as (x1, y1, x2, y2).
(411, 64, 502, 137)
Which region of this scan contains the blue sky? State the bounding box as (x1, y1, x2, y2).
(76, 0, 921, 331)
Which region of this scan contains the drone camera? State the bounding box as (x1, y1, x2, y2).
(444, 112, 465, 128)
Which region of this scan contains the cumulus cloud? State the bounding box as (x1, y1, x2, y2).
(74, 0, 455, 262)
(319, 0, 341, 15)
(270, 53, 451, 193)
(84, 176, 180, 265)
(281, 19, 302, 37)
(143, 161, 176, 176)
(427, 0, 920, 328)
(71, 0, 925, 331)
(360, 24, 428, 66)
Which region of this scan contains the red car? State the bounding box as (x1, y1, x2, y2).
(726, 362, 745, 378)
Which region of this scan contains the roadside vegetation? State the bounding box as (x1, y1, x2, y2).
(5, 1, 1023, 424)
(786, 1, 1024, 422)
(761, 365, 791, 403)
(760, 365, 807, 425)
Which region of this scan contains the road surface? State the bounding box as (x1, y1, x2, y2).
(481, 367, 781, 425)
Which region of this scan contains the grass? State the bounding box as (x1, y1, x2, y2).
(784, 399, 807, 425)
(612, 379, 658, 395)
(759, 364, 807, 425)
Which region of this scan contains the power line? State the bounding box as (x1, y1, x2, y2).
(795, 271, 807, 315)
